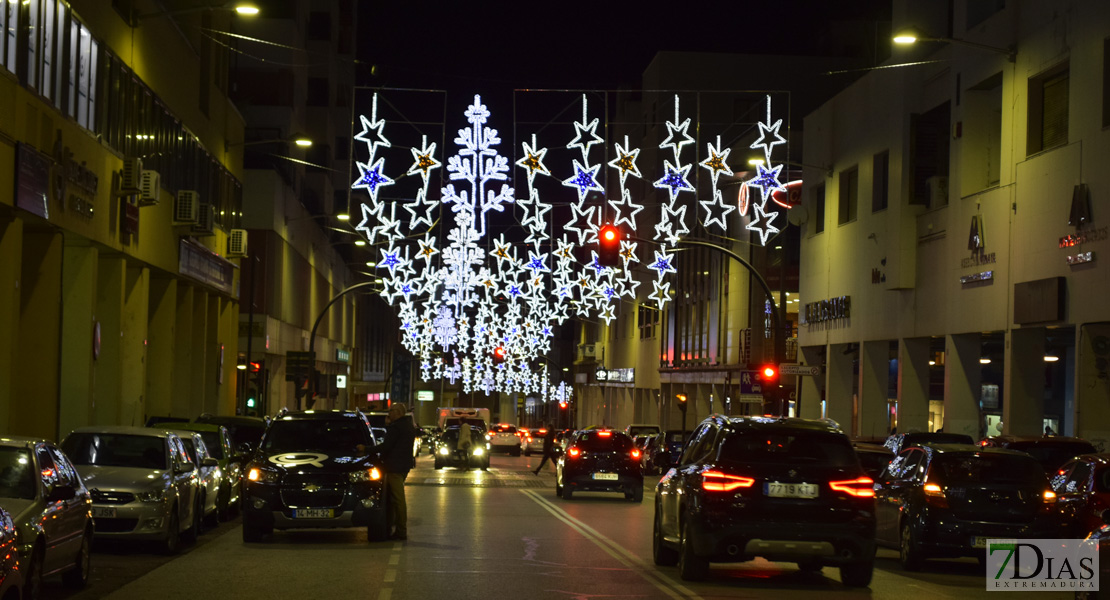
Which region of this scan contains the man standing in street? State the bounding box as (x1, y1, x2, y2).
(532, 423, 557, 475)
(372, 402, 418, 540)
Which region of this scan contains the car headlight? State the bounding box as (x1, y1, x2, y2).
(439, 447, 449, 456)
(137, 488, 167, 503)
(246, 466, 280, 484)
(472, 447, 484, 456)
(349, 467, 382, 483)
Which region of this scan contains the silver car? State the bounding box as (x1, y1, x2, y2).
(0, 437, 93, 598)
(168, 430, 221, 528)
(61, 426, 202, 555)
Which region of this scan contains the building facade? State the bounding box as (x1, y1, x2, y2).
(797, 0, 1110, 448)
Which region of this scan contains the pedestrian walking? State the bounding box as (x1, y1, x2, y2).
(371, 402, 418, 540)
(532, 423, 557, 475)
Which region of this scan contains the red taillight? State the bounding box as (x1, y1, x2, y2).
(829, 477, 875, 498)
(567, 447, 581, 458)
(1043, 490, 1057, 504)
(980, 439, 989, 447)
(923, 482, 948, 508)
(701, 470, 755, 492)
(598, 431, 612, 437)
(631, 448, 641, 461)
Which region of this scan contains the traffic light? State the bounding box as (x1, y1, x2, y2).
(493, 346, 507, 364)
(597, 223, 620, 267)
(758, 365, 779, 387)
(676, 393, 688, 413)
(247, 360, 265, 415)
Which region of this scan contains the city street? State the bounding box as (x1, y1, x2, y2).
(47, 453, 1070, 600)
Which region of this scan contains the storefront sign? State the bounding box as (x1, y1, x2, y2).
(53, 132, 97, 220)
(1066, 251, 1094, 265)
(1060, 229, 1108, 248)
(803, 296, 850, 324)
(595, 367, 634, 383)
(336, 348, 350, 363)
(960, 270, 993, 284)
(15, 143, 51, 219)
(416, 390, 434, 402)
(179, 238, 235, 295)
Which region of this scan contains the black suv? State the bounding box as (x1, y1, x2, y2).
(240, 410, 389, 542)
(653, 416, 876, 586)
(557, 430, 643, 502)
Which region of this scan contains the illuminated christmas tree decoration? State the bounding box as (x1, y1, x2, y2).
(407, 136, 440, 183)
(699, 189, 736, 231)
(653, 161, 695, 201)
(746, 200, 781, 246)
(562, 160, 604, 201)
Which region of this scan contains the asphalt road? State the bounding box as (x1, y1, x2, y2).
(45, 452, 1073, 599)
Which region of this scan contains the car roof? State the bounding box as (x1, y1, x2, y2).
(196, 414, 268, 426)
(68, 425, 176, 438)
(0, 436, 53, 448)
(985, 435, 1095, 446)
(272, 410, 367, 421)
(171, 422, 227, 434)
(722, 415, 845, 434)
(923, 443, 1034, 457)
(853, 442, 893, 454)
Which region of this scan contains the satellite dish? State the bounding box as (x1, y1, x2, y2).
(787, 205, 808, 226)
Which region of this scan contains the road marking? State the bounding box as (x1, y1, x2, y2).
(521, 489, 702, 600)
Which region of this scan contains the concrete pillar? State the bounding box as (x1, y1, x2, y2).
(173, 284, 194, 417)
(826, 344, 855, 433)
(146, 276, 177, 420)
(217, 297, 238, 416)
(897, 337, 931, 433)
(1005, 327, 1046, 437)
(190, 289, 209, 416)
(798, 345, 825, 419)
(0, 216, 23, 433)
(93, 256, 125, 426)
(58, 238, 98, 438)
(16, 231, 62, 439)
(859, 341, 890, 440)
(119, 266, 149, 427)
(203, 294, 220, 416)
(944, 333, 982, 439)
(1077, 323, 1110, 451)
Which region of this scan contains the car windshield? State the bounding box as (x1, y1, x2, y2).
(0, 448, 35, 500)
(932, 453, 1045, 485)
(200, 419, 264, 450)
(855, 450, 893, 477)
(719, 431, 858, 466)
(197, 432, 223, 459)
(573, 432, 633, 451)
(261, 420, 373, 455)
(628, 426, 659, 437)
(62, 433, 168, 470)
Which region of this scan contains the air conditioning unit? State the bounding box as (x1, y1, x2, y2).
(228, 229, 248, 257)
(120, 157, 143, 193)
(173, 190, 199, 225)
(138, 170, 161, 206)
(579, 343, 596, 359)
(926, 175, 949, 207)
(192, 203, 215, 236)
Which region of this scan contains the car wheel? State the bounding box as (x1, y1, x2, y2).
(678, 519, 709, 581)
(652, 505, 678, 566)
(629, 485, 644, 503)
(434, 458, 443, 469)
(797, 560, 823, 573)
(183, 497, 202, 543)
(523, 449, 531, 457)
(481, 459, 489, 471)
(162, 508, 181, 555)
(561, 485, 573, 500)
(24, 542, 44, 600)
(367, 507, 389, 542)
(840, 557, 874, 587)
(204, 494, 220, 528)
(62, 528, 92, 588)
(900, 522, 924, 571)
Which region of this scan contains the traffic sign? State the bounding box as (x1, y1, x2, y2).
(286, 351, 315, 381)
(779, 363, 821, 377)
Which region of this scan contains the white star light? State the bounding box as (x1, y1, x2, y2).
(516, 137, 551, 185)
(402, 188, 438, 230)
(699, 138, 733, 184)
(564, 202, 596, 246)
(659, 115, 695, 159)
(650, 279, 672, 309)
(354, 201, 384, 239)
(406, 136, 440, 185)
(608, 138, 642, 185)
(750, 95, 787, 159)
(566, 95, 604, 159)
(353, 101, 391, 156)
(699, 190, 736, 231)
(609, 188, 644, 231)
(746, 201, 781, 246)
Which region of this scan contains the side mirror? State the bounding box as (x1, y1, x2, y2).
(175, 462, 196, 474)
(202, 457, 219, 467)
(237, 443, 253, 455)
(46, 485, 76, 502)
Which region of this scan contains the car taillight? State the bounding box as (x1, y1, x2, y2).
(598, 431, 612, 437)
(829, 477, 875, 498)
(630, 448, 641, 461)
(567, 447, 581, 458)
(1043, 490, 1057, 504)
(923, 482, 948, 508)
(701, 470, 755, 492)
(980, 439, 990, 447)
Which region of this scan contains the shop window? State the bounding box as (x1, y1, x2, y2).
(1027, 63, 1069, 155)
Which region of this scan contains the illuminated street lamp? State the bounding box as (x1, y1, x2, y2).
(892, 28, 1015, 62)
(131, 2, 260, 26)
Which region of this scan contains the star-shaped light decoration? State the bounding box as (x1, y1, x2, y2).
(747, 162, 787, 202)
(351, 156, 395, 199)
(653, 161, 695, 202)
(619, 239, 639, 265)
(415, 233, 439, 266)
(353, 98, 392, 156)
(525, 250, 549, 273)
(566, 95, 604, 159)
(746, 200, 781, 246)
(491, 236, 515, 265)
(562, 159, 603, 202)
(654, 202, 689, 247)
(615, 268, 641, 299)
(406, 136, 440, 184)
(607, 138, 642, 185)
(699, 138, 733, 183)
(699, 190, 736, 231)
(354, 201, 384, 240)
(609, 188, 644, 231)
(402, 188, 438, 230)
(516, 136, 550, 185)
(750, 95, 787, 159)
(648, 248, 677, 277)
(659, 114, 695, 158)
(650, 279, 672, 309)
(598, 303, 617, 325)
(564, 202, 597, 246)
(379, 245, 405, 275)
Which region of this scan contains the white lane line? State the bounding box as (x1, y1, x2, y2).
(521, 489, 702, 600)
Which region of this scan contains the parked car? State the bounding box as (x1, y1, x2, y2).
(433, 425, 489, 470)
(166, 430, 221, 528)
(980, 435, 1097, 474)
(883, 431, 974, 455)
(874, 443, 1064, 571)
(1050, 453, 1110, 538)
(646, 430, 687, 474)
(194, 414, 268, 456)
(1082, 509, 1110, 598)
(170, 423, 243, 520)
(640, 435, 663, 474)
(0, 437, 93, 598)
(61, 426, 202, 555)
(653, 415, 876, 585)
(522, 427, 549, 456)
(852, 441, 895, 479)
(557, 429, 643, 502)
(0, 506, 22, 600)
(488, 424, 522, 456)
(240, 410, 388, 542)
(418, 426, 438, 456)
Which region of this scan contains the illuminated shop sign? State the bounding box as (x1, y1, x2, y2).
(962, 214, 996, 268)
(803, 296, 850, 324)
(960, 270, 993, 284)
(1059, 183, 1106, 249)
(595, 367, 634, 383)
(1066, 252, 1094, 265)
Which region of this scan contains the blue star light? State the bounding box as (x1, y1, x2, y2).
(562, 160, 603, 202)
(380, 248, 403, 273)
(352, 158, 394, 196)
(747, 162, 786, 202)
(649, 249, 677, 276)
(653, 161, 694, 202)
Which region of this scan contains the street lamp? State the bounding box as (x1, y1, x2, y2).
(130, 2, 260, 26)
(892, 28, 1015, 62)
(226, 133, 312, 152)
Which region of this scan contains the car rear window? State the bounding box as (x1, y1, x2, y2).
(718, 431, 858, 466)
(932, 453, 1046, 485)
(197, 432, 224, 459)
(574, 432, 633, 451)
(904, 433, 975, 447)
(261, 420, 373, 454)
(628, 426, 660, 437)
(63, 433, 168, 470)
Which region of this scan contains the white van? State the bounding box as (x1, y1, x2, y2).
(624, 424, 662, 438)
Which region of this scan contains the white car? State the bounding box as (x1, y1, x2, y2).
(521, 428, 549, 456)
(488, 424, 522, 456)
(167, 430, 222, 528)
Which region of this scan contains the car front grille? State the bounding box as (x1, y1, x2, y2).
(93, 518, 138, 533)
(91, 490, 135, 504)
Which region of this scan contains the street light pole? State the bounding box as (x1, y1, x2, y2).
(306, 281, 380, 409)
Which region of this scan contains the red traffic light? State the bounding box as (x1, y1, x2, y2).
(762, 366, 776, 379)
(759, 365, 779, 385)
(600, 225, 618, 243)
(597, 224, 620, 267)
(559, 401, 568, 410)
(494, 346, 506, 358)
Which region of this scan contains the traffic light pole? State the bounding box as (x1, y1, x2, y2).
(306, 281, 380, 409)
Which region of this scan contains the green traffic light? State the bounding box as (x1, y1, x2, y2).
(246, 397, 256, 408)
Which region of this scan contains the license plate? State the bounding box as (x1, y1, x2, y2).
(294, 508, 334, 519)
(592, 473, 619, 481)
(91, 507, 117, 518)
(764, 482, 818, 498)
(971, 536, 989, 549)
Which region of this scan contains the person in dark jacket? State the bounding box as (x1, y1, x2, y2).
(532, 423, 557, 475)
(371, 402, 418, 540)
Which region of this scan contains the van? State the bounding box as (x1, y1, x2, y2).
(437, 407, 491, 432)
(624, 424, 661, 438)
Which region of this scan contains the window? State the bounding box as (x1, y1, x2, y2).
(910, 101, 951, 207)
(963, 72, 1003, 193)
(838, 166, 858, 224)
(1028, 63, 1069, 155)
(967, 0, 1005, 29)
(307, 76, 328, 106)
(638, 304, 658, 339)
(813, 183, 825, 234)
(872, 151, 888, 212)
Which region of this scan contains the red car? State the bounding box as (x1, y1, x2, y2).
(1051, 453, 1110, 538)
